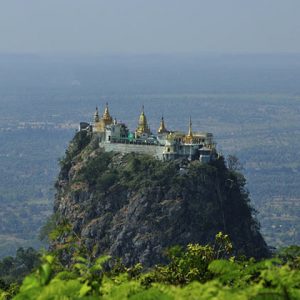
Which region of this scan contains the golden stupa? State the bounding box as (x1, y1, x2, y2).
(135, 106, 151, 137)
(93, 103, 113, 132)
(157, 116, 169, 134)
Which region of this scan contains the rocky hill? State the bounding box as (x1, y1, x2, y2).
(52, 131, 269, 267)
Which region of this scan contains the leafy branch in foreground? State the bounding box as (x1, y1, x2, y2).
(1, 233, 300, 299)
(143, 232, 233, 285)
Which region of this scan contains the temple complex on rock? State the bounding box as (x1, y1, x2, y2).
(79, 103, 217, 162)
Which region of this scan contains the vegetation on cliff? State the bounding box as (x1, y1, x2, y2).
(50, 131, 269, 267)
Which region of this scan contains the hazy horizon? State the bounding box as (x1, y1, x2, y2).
(1, 0, 300, 55)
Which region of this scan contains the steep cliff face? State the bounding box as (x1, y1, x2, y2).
(53, 131, 269, 267)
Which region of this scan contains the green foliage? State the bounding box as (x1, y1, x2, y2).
(277, 245, 300, 269)
(143, 232, 233, 285)
(59, 131, 92, 180)
(0, 248, 40, 285)
(46, 219, 90, 269)
(1, 232, 300, 299)
(48, 218, 72, 242)
(11, 254, 111, 300)
(119, 154, 178, 190)
(38, 213, 61, 242)
(78, 152, 179, 196)
(0, 247, 40, 299)
(80, 152, 114, 187)
(96, 171, 119, 193)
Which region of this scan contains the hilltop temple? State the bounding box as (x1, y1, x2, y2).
(79, 103, 217, 162)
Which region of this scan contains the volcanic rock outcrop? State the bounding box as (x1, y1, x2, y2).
(53, 131, 269, 267)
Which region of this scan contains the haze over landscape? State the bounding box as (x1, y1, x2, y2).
(0, 52, 300, 256)
(1, 2, 300, 299)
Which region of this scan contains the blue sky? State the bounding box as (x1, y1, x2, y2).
(0, 0, 299, 54)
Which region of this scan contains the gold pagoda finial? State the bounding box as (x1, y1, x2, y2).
(94, 106, 100, 123)
(158, 115, 168, 134)
(184, 116, 194, 144)
(102, 102, 113, 123)
(135, 105, 151, 137)
(187, 116, 193, 137)
(138, 105, 147, 125)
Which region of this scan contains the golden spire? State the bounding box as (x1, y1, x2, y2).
(102, 102, 112, 121)
(136, 105, 151, 136)
(184, 116, 193, 144)
(187, 116, 193, 138)
(158, 116, 168, 134)
(94, 106, 99, 123)
(100, 102, 113, 127)
(138, 105, 147, 125)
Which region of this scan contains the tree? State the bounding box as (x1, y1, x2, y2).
(227, 155, 243, 172)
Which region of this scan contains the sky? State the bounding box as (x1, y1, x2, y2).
(0, 0, 300, 55)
